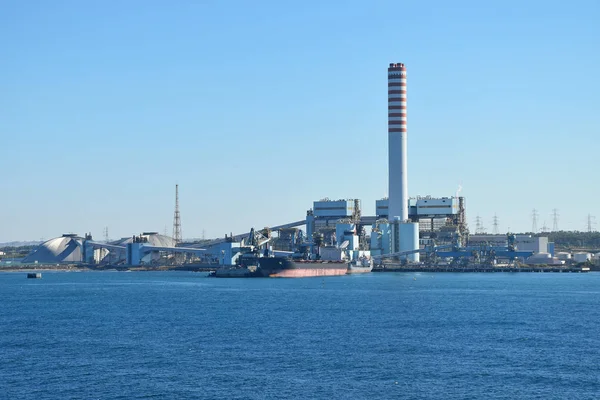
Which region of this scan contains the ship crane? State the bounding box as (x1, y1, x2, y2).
(244, 227, 272, 250)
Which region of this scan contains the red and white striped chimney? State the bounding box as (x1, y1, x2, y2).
(388, 62, 408, 221)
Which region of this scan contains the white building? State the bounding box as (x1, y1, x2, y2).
(516, 235, 548, 254)
(556, 252, 572, 261)
(573, 252, 592, 263)
(525, 252, 565, 265)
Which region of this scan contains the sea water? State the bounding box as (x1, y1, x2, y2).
(1, 271, 599, 399)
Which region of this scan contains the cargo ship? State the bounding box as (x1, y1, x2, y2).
(210, 242, 353, 278)
(256, 257, 348, 278)
(209, 257, 348, 278)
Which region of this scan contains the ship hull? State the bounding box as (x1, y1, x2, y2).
(257, 257, 348, 278)
(212, 267, 254, 278)
(346, 264, 373, 274)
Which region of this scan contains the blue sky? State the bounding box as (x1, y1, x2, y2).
(1, 0, 598, 242)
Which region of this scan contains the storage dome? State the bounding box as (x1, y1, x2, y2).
(22, 234, 83, 264)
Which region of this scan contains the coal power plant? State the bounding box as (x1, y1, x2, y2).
(18, 62, 572, 274)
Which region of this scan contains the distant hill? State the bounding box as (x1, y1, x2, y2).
(0, 241, 42, 249)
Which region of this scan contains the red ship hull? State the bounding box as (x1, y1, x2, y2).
(257, 257, 348, 278)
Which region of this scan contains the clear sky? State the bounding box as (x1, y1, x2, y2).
(1, 0, 599, 242)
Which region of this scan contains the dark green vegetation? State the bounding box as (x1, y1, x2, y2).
(0, 245, 37, 259)
(535, 231, 600, 252)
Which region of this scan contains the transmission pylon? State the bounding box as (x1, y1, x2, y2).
(103, 227, 109, 243)
(173, 184, 182, 245)
(475, 215, 485, 234)
(492, 214, 499, 235)
(587, 214, 597, 233)
(552, 209, 559, 232)
(531, 209, 539, 233)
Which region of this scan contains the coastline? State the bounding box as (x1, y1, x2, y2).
(0, 264, 218, 273)
(2, 263, 595, 274)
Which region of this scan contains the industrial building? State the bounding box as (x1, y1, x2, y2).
(377, 196, 465, 230)
(22, 234, 85, 264)
(468, 234, 550, 254)
(22, 232, 182, 266)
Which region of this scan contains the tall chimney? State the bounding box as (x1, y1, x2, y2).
(387, 62, 408, 221)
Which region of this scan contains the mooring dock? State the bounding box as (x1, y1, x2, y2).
(374, 266, 591, 273)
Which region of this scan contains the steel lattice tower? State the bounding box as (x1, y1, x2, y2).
(552, 209, 559, 232)
(492, 214, 499, 235)
(475, 215, 485, 234)
(173, 184, 182, 245)
(531, 209, 539, 233)
(587, 214, 596, 233)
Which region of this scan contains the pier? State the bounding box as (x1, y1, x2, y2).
(374, 265, 591, 273)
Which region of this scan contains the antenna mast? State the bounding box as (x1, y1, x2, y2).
(173, 184, 182, 245)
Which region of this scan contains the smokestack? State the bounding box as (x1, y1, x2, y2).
(388, 62, 408, 221)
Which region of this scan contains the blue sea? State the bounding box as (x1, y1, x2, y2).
(1, 271, 600, 399)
